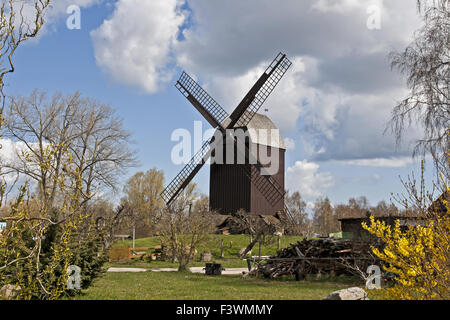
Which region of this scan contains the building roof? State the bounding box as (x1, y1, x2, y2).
(338, 213, 426, 221)
(339, 192, 447, 222)
(221, 113, 286, 150)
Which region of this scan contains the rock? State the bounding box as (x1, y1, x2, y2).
(0, 284, 21, 300)
(323, 287, 369, 300)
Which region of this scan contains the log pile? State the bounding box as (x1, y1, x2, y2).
(251, 238, 380, 279)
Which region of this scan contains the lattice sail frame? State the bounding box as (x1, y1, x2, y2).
(235, 53, 292, 128)
(161, 139, 213, 204)
(176, 72, 229, 126)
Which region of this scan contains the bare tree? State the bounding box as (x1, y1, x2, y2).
(192, 194, 209, 213)
(312, 197, 339, 236)
(1, 90, 138, 208)
(167, 182, 200, 214)
(285, 191, 311, 236)
(0, 0, 51, 206)
(157, 205, 216, 272)
(0, 0, 51, 112)
(92, 201, 133, 250)
(387, 0, 449, 178)
(229, 210, 278, 259)
(70, 98, 138, 197)
(371, 200, 399, 218)
(2, 91, 81, 208)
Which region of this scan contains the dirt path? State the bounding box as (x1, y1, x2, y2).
(107, 267, 249, 275)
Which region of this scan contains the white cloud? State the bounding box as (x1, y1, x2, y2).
(312, 0, 365, 13)
(175, 0, 420, 75)
(0, 138, 27, 164)
(339, 157, 415, 168)
(300, 87, 423, 161)
(173, 0, 422, 161)
(0, 138, 39, 186)
(89, 0, 424, 162)
(286, 160, 334, 201)
(284, 137, 296, 151)
(91, 0, 186, 93)
(199, 56, 308, 133)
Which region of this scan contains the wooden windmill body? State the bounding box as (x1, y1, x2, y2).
(161, 52, 294, 219)
(210, 113, 286, 215)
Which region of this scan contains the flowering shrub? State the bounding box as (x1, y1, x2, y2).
(362, 182, 449, 299)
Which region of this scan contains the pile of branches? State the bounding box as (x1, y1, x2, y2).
(250, 238, 380, 279)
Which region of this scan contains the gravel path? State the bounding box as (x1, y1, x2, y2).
(107, 267, 249, 275)
(108, 267, 149, 273)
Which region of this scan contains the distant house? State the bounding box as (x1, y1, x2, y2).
(113, 234, 132, 241)
(338, 213, 427, 240)
(338, 191, 449, 240)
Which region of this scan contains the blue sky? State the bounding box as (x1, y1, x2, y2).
(3, 0, 437, 208)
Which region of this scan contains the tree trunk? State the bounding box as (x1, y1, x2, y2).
(239, 234, 260, 258)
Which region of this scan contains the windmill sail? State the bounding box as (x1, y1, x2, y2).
(161, 139, 213, 206)
(228, 53, 292, 128)
(162, 74, 229, 205)
(176, 72, 229, 128)
(162, 53, 293, 219)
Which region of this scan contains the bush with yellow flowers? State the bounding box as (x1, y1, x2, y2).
(0, 144, 105, 300)
(362, 170, 449, 300)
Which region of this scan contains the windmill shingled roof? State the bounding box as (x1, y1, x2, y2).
(221, 113, 286, 149)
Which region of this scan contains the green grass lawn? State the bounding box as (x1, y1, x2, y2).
(108, 258, 248, 269)
(73, 271, 361, 300)
(94, 234, 365, 300)
(110, 234, 304, 269)
(114, 234, 303, 260)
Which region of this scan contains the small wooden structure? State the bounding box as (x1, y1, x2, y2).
(338, 213, 428, 240)
(128, 246, 162, 261)
(200, 252, 212, 262)
(113, 234, 131, 241)
(205, 263, 224, 275)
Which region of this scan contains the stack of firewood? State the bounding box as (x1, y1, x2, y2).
(251, 238, 379, 279)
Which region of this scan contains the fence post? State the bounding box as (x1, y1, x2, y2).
(278, 234, 281, 250)
(132, 224, 135, 249)
(258, 240, 262, 259)
(220, 239, 224, 258)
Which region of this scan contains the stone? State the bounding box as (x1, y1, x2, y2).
(0, 284, 21, 300)
(323, 287, 369, 300)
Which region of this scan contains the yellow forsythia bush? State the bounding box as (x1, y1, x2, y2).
(362, 185, 449, 300)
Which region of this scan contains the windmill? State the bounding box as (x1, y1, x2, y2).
(161, 52, 293, 220)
